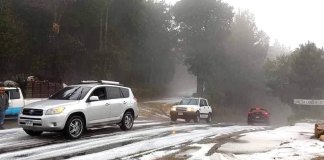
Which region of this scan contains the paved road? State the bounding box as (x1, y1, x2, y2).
(0, 119, 268, 160)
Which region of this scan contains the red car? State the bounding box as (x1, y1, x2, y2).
(247, 107, 270, 125)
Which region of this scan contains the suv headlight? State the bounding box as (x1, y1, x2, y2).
(171, 106, 176, 111)
(46, 106, 65, 115)
(187, 107, 195, 112)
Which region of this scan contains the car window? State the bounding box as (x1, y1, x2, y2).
(179, 99, 199, 105)
(9, 89, 20, 99)
(199, 99, 204, 106)
(107, 87, 123, 99)
(250, 108, 257, 112)
(90, 87, 107, 101)
(203, 99, 208, 106)
(260, 108, 267, 112)
(120, 88, 129, 98)
(49, 86, 91, 100)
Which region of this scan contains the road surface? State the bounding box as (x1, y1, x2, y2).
(0, 119, 267, 160)
(1, 99, 322, 160)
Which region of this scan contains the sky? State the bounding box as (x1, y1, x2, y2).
(164, 0, 324, 49)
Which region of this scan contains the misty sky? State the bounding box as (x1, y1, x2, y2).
(165, 0, 324, 49)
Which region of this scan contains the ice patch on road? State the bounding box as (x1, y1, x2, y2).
(69, 125, 266, 160)
(187, 143, 215, 160)
(138, 149, 180, 160)
(218, 123, 324, 160)
(134, 122, 167, 127)
(0, 124, 208, 160)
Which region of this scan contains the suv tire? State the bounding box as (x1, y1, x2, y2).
(120, 111, 134, 131)
(193, 112, 200, 123)
(23, 129, 43, 136)
(185, 118, 191, 123)
(63, 115, 84, 139)
(171, 115, 177, 122)
(206, 113, 212, 123)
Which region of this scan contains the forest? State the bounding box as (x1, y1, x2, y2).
(1, 0, 323, 119)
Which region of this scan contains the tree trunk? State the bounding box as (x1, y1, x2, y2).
(99, 17, 103, 51)
(197, 72, 204, 96)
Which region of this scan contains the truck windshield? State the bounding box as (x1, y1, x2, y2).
(49, 86, 91, 100)
(179, 99, 199, 105)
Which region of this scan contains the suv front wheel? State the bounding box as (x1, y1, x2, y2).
(193, 111, 200, 123)
(63, 115, 85, 139)
(206, 113, 212, 123)
(120, 111, 134, 131)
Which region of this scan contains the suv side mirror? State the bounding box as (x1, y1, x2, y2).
(89, 96, 99, 102)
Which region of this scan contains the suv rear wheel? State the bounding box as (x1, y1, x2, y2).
(120, 111, 134, 131)
(23, 129, 43, 136)
(63, 115, 84, 139)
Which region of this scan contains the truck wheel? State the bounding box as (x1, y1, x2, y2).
(206, 113, 212, 123)
(193, 112, 200, 123)
(120, 111, 134, 131)
(171, 115, 177, 122)
(23, 129, 43, 136)
(185, 118, 191, 123)
(63, 115, 84, 139)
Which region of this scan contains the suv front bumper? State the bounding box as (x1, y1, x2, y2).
(18, 114, 67, 131)
(170, 111, 196, 119)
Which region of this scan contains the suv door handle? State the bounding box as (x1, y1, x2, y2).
(105, 103, 110, 106)
(123, 101, 127, 104)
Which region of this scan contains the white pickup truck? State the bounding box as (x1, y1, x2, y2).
(4, 87, 44, 116)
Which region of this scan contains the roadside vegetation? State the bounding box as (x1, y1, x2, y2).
(1, 0, 323, 121)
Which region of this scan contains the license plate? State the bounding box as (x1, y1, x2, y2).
(256, 116, 260, 119)
(178, 112, 183, 115)
(25, 120, 33, 126)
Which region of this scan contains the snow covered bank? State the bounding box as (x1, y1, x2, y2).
(217, 123, 324, 160)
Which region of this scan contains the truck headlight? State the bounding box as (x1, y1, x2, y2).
(46, 106, 65, 115)
(171, 106, 176, 111)
(187, 107, 194, 112)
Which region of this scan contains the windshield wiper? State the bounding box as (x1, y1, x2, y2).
(65, 87, 81, 100)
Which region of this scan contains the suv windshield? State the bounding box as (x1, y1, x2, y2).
(49, 86, 91, 100)
(179, 99, 199, 105)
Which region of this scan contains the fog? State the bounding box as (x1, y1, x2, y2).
(1, 0, 323, 123)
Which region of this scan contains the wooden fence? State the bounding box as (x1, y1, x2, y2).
(25, 81, 63, 98)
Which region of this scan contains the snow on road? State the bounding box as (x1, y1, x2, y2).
(69, 126, 265, 160)
(0, 121, 266, 160)
(215, 123, 324, 160)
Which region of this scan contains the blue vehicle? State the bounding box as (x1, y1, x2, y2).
(4, 87, 43, 116)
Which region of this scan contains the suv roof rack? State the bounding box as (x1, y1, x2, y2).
(80, 80, 121, 85)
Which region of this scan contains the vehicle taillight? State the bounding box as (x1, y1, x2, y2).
(264, 112, 269, 115)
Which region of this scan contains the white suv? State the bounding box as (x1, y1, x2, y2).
(170, 98, 212, 123)
(18, 80, 138, 139)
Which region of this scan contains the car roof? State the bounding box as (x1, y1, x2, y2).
(70, 84, 129, 89)
(182, 97, 206, 100)
(3, 87, 20, 90)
